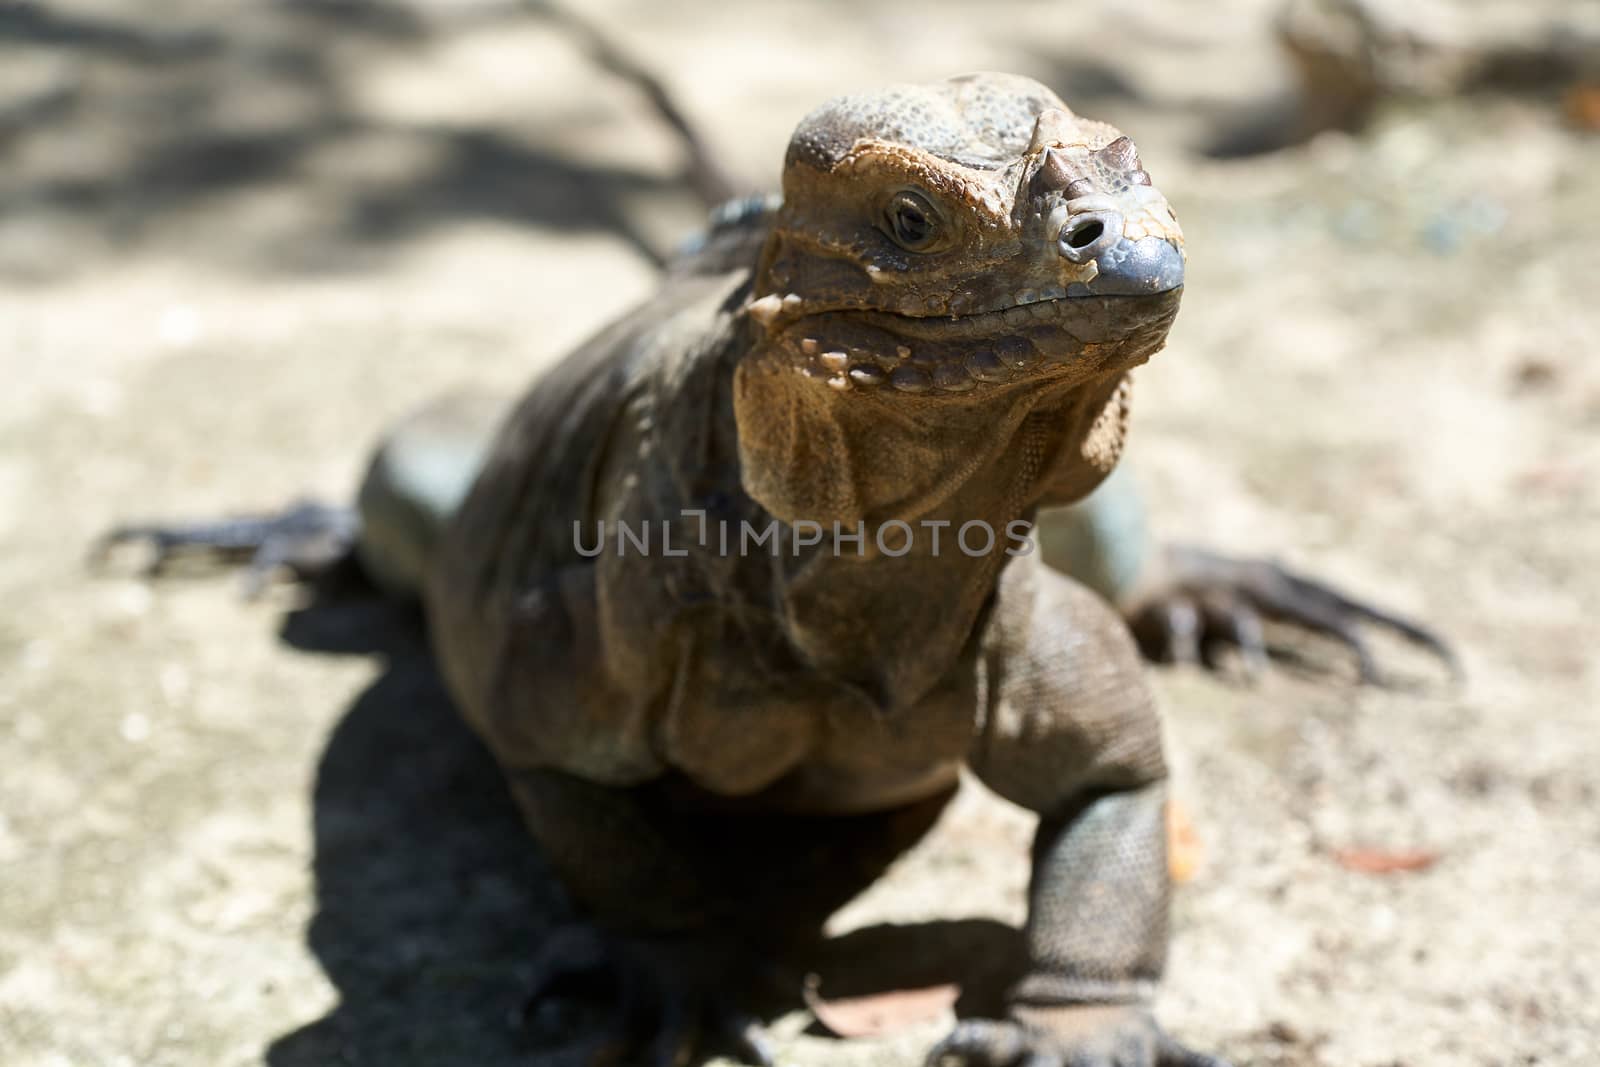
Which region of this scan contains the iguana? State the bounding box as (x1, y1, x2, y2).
(101, 74, 1452, 1066)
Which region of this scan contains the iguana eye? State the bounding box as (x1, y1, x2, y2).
(884, 190, 942, 251)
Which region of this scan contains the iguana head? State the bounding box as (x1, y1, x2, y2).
(746, 72, 1183, 397)
(734, 73, 1184, 525)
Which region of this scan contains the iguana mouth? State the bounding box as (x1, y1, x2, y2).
(871, 287, 1183, 335)
(896, 233, 1188, 319)
(790, 289, 1182, 396)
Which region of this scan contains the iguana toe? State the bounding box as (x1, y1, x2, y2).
(926, 1007, 1229, 1067)
(519, 923, 774, 1067)
(1129, 543, 1457, 684)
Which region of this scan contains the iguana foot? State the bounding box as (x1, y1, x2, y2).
(1127, 544, 1457, 684)
(92, 499, 357, 597)
(519, 923, 775, 1067)
(927, 1005, 1228, 1067)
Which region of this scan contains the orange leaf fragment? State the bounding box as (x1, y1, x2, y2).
(1565, 83, 1600, 132)
(803, 975, 960, 1039)
(1167, 799, 1203, 884)
(1331, 847, 1440, 875)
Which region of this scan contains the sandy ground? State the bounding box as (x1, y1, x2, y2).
(2, 2, 1597, 1065)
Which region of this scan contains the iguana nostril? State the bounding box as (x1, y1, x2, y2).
(1065, 219, 1103, 249)
(1057, 210, 1122, 264)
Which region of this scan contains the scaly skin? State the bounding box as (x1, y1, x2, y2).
(421, 74, 1218, 1065)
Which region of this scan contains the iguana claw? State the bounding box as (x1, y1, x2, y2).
(519, 923, 774, 1067)
(927, 1008, 1229, 1067)
(1127, 544, 1459, 685)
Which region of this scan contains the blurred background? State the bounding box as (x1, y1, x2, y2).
(1, 1, 1597, 1065)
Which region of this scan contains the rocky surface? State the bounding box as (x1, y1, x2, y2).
(1, 2, 1596, 1065)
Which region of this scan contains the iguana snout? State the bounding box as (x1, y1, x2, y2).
(1026, 116, 1185, 298)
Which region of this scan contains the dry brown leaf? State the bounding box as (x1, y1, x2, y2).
(803, 975, 960, 1039)
(1565, 83, 1600, 132)
(1331, 847, 1441, 875)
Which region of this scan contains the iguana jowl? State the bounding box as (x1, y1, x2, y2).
(100, 73, 1452, 1066)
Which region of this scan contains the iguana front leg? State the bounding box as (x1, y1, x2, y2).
(1036, 463, 1456, 683)
(508, 763, 959, 1067)
(940, 559, 1227, 1067)
(932, 786, 1222, 1067)
(506, 770, 779, 1067)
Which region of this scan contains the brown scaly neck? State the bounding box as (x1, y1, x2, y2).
(723, 295, 1139, 707)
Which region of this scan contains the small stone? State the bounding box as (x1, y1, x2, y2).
(158, 304, 203, 348)
(120, 712, 151, 743)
